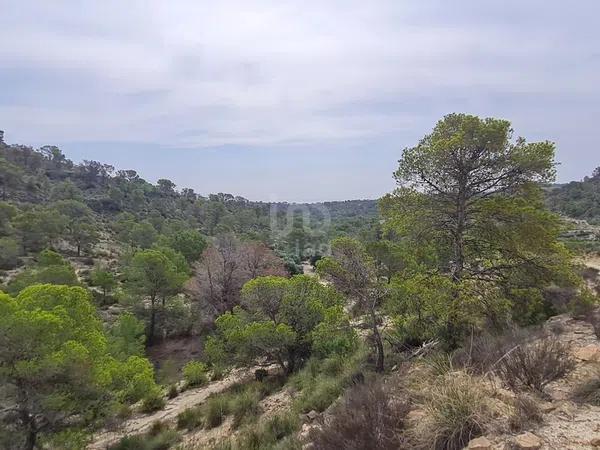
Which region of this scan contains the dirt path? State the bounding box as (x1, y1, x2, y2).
(89, 365, 275, 449)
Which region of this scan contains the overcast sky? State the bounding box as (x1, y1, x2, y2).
(1, 1, 599, 202)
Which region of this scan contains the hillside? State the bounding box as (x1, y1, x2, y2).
(547, 168, 600, 224)
(1, 115, 599, 450)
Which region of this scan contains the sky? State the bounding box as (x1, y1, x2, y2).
(1, 1, 599, 202)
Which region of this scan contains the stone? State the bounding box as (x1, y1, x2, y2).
(467, 436, 493, 450)
(514, 432, 543, 449)
(575, 344, 600, 362)
(307, 410, 319, 421)
(591, 437, 600, 448)
(538, 401, 556, 413)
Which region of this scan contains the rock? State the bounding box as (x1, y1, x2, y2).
(514, 432, 543, 449)
(307, 410, 319, 421)
(538, 401, 556, 413)
(575, 344, 600, 362)
(591, 437, 600, 448)
(467, 436, 493, 450)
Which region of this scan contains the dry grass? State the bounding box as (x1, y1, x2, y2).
(496, 336, 574, 392)
(572, 365, 600, 406)
(309, 380, 410, 450)
(414, 372, 494, 450)
(508, 394, 543, 432)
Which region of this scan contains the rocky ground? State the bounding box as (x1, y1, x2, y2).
(465, 314, 600, 450)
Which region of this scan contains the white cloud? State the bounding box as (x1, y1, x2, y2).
(0, 0, 599, 157)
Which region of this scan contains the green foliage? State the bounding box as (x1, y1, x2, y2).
(124, 248, 188, 342)
(0, 285, 122, 447)
(141, 391, 166, 413)
(547, 167, 600, 223)
(210, 275, 349, 373)
(311, 306, 357, 357)
(0, 235, 20, 269)
(230, 389, 262, 428)
(13, 206, 67, 252)
(5, 249, 79, 295)
(109, 312, 146, 360)
(204, 394, 232, 428)
(183, 361, 209, 388)
(177, 406, 204, 430)
(109, 422, 179, 450)
(381, 113, 581, 346)
(161, 229, 207, 263)
(91, 265, 117, 300)
(106, 355, 161, 404)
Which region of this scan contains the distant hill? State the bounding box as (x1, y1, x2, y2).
(546, 167, 600, 224)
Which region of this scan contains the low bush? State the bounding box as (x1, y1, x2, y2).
(167, 384, 179, 399)
(140, 391, 166, 413)
(177, 406, 204, 431)
(452, 327, 537, 374)
(496, 336, 574, 392)
(183, 361, 209, 388)
(234, 412, 300, 450)
(231, 389, 262, 428)
(310, 380, 410, 450)
(573, 366, 600, 406)
(508, 394, 543, 432)
(109, 421, 179, 450)
(295, 376, 344, 413)
(417, 372, 492, 450)
(204, 394, 232, 429)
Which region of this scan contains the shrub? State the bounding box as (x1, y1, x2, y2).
(254, 368, 268, 382)
(573, 366, 600, 406)
(417, 372, 492, 450)
(183, 361, 209, 388)
(231, 390, 261, 428)
(263, 412, 299, 441)
(452, 327, 537, 374)
(295, 376, 344, 413)
(496, 336, 574, 392)
(235, 412, 300, 450)
(310, 380, 409, 450)
(140, 391, 166, 413)
(508, 394, 543, 432)
(177, 407, 204, 431)
(167, 384, 179, 399)
(204, 394, 231, 429)
(109, 423, 179, 450)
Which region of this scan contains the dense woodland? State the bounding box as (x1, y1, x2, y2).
(547, 167, 600, 224)
(0, 115, 599, 450)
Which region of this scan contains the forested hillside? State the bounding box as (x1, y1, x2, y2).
(1, 116, 599, 450)
(547, 167, 600, 223)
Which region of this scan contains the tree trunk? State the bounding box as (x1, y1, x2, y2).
(370, 307, 385, 373)
(148, 296, 156, 346)
(77, 243, 81, 257)
(452, 166, 468, 283)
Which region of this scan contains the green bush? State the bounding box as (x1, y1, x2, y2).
(0, 237, 19, 270)
(167, 384, 179, 399)
(295, 376, 344, 413)
(204, 394, 231, 429)
(183, 361, 209, 388)
(140, 391, 166, 413)
(231, 389, 261, 428)
(177, 406, 203, 431)
(109, 424, 179, 450)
